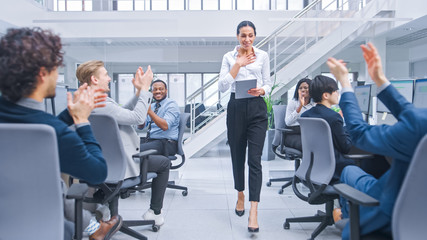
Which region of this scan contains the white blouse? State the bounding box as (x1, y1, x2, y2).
(285, 98, 316, 127)
(218, 45, 272, 96)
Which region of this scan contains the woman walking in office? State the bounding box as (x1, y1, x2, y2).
(218, 20, 272, 233)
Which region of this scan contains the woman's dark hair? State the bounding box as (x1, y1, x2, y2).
(236, 21, 256, 36)
(310, 75, 339, 103)
(293, 77, 312, 100)
(0, 27, 64, 102)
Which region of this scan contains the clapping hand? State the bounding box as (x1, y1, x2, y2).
(360, 43, 388, 87)
(67, 83, 107, 124)
(326, 58, 351, 89)
(133, 65, 153, 93)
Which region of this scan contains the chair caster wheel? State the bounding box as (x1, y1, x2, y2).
(152, 225, 160, 232)
(283, 222, 290, 229)
(278, 189, 284, 194)
(266, 182, 271, 187)
(182, 190, 188, 196)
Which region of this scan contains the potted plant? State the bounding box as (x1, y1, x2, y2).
(261, 79, 281, 160)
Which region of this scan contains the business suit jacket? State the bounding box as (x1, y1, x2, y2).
(339, 84, 427, 238)
(301, 104, 354, 182)
(94, 91, 152, 178)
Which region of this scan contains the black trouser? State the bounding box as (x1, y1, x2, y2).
(146, 155, 170, 213)
(140, 138, 178, 157)
(227, 93, 267, 202)
(283, 125, 302, 151)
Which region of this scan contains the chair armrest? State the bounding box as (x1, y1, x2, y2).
(66, 183, 89, 240)
(132, 149, 158, 163)
(66, 183, 89, 200)
(343, 154, 375, 160)
(333, 183, 379, 206)
(276, 128, 294, 133)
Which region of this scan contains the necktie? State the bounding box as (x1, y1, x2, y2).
(145, 102, 161, 141)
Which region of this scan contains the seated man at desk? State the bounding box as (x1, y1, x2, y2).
(76, 61, 170, 226)
(139, 79, 180, 157)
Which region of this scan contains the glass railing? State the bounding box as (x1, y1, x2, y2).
(185, 0, 367, 134)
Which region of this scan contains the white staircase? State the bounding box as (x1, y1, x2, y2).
(183, 0, 397, 158)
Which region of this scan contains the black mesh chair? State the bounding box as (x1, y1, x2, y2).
(142, 113, 190, 196)
(266, 105, 302, 194)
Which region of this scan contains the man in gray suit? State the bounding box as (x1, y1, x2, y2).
(76, 60, 170, 226)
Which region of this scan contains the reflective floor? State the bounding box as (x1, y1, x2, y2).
(111, 139, 342, 240)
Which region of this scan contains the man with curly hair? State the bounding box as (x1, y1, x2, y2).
(0, 27, 120, 240)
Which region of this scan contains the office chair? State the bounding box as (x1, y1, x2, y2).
(283, 117, 340, 240)
(266, 105, 302, 195)
(88, 114, 160, 239)
(140, 113, 190, 196)
(185, 103, 207, 130)
(167, 113, 190, 196)
(334, 134, 427, 240)
(0, 124, 87, 240)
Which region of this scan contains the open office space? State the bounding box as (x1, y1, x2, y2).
(1, 0, 427, 239)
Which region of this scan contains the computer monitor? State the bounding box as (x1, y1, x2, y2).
(413, 79, 427, 108)
(377, 80, 414, 113)
(354, 85, 371, 114)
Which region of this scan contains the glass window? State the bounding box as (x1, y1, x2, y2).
(203, 73, 218, 106)
(322, 0, 337, 10)
(186, 74, 202, 103)
(254, 0, 269, 10)
(288, 0, 303, 10)
(236, 0, 252, 10)
(188, 0, 201, 10)
(169, 0, 185, 10)
(117, 0, 134, 10)
(276, 0, 286, 10)
(169, 74, 185, 107)
(135, 0, 145, 10)
(220, 0, 233, 10)
(203, 0, 218, 10)
(152, 0, 167, 10)
(67, 0, 83, 11)
(84, 0, 93, 11)
(118, 74, 135, 105)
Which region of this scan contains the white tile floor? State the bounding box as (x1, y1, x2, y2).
(111, 140, 342, 240)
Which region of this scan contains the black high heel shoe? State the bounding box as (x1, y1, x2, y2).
(248, 213, 259, 232)
(248, 227, 259, 233)
(235, 202, 245, 217)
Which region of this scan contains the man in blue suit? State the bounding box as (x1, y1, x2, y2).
(327, 43, 427, 239)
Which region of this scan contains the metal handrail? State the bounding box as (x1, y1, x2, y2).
(186, 0, 368, 134)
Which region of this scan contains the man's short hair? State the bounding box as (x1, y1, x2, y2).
(151, 79, 167, 89)
(0, 27, 63, 102)
(310, 75, 339, 103)
(76, 60, 105, 86)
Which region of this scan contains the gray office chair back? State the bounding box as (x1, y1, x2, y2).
(392, 134, 427, 240)
(89, 114, 127, 183)
(296, 117, 335, 185)
(177, 113, 190, 157)
(272, 105, 287, 147)
(0, 124, 64, 239)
